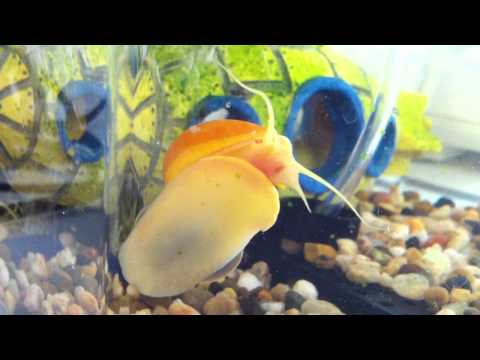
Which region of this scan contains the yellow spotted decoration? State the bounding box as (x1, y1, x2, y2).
(0, 45, 109, 207)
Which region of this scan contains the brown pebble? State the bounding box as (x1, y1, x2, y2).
(169, 299, 200, 315)
(181, 288, 214, 311)
(74, 287, 99, 314)
(355, 190, 370, 202)
(66, 304, 86, 315)
(304, 243, 337, 269)
(270, 283, 290, 302)
(256, 289, 273, 302)
(403, 191, 420, 202)
(203, 293, 240, 315)
(414, 201, 433, 216)
(126, 284, 141, 299)
(406, 248, 423, 263)
(371, 192, 392, 206)
(424, 287, 450, 306)
(220, 288, 237, 299)
(153, 305, 169, 315)
(281, 239, 303, 255)
(285, 308, 301, 315)
(357, 237, 373, 254)
(130, 301, 149, 314)
(450, 288, 472, 303)
(384, 257, 408, 276)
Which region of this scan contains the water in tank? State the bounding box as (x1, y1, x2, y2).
(1, 45, 479, 315)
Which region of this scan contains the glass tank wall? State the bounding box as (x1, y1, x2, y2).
(1, 45, 479, 315)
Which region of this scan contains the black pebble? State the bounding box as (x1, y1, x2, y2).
(401, 208, 415, 216)
(284, 290, 306, 310)
(373, 206, 393, 217)
(406, 237, 421, 249)
(239, 295, 265, 315)
(465, 220, 480, 236)
(208, 282, 225, 295)
(434, 197, 455, 208)
(442, 275, 472, 292)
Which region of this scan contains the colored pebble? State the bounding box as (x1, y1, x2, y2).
(270, 283, 290, 302)
(208, 281, 225, 295)
(301, 300, 344, 315)
(256, 289, 273, 302)
(443, 275, 472, 292)
(434, 197, 455, 208)
(450, 288, 472, 303)
(284, 290, 306, 310)
(337, 239, 358, 256)
(237, 272, 262, 292)
(424, 287, 450, 306)
(304, 243, 337, 269)
(392, 273, 430, 300)
(414, 201, 433, 216)
(292, 280, 318, 300)
(281, 238, 303, 255)
(406, 237, 421, 249)
(169, 299, 201, 315)
(181, 288, 214, 312)
(203, 293, 240, 315)
(384, 257, 408, 276)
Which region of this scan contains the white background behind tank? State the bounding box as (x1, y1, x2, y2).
(331, 45, 480, 153)
(331, 45, 480, 207)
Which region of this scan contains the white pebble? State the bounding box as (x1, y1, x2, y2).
(430, 205, 451, 219)
(422, 245, 452, 279)
(392, 274, 430, 300)
(15, 270, 29, 291)
(237, 272, 262, 292)
(447, 228, 470, 251)
(389, 246, 406, 258)
(56, 248, 76, 268)
(74, 286, 99, 314)
(292, 280, 318, 300)
(436, 308, 456, 315)
(0, 258, 10, 288)
(301, 300, 344, 315)
(413, 231, 429, 246)
(443, 248, 467, 270)
(335, 255, 354, 272)
(472, 279, 480, 292)
(337, 239, 358, 256)
(260, 302, 285, 313)
(23, 284, 45, 313)
(378, 272, 394, 289)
